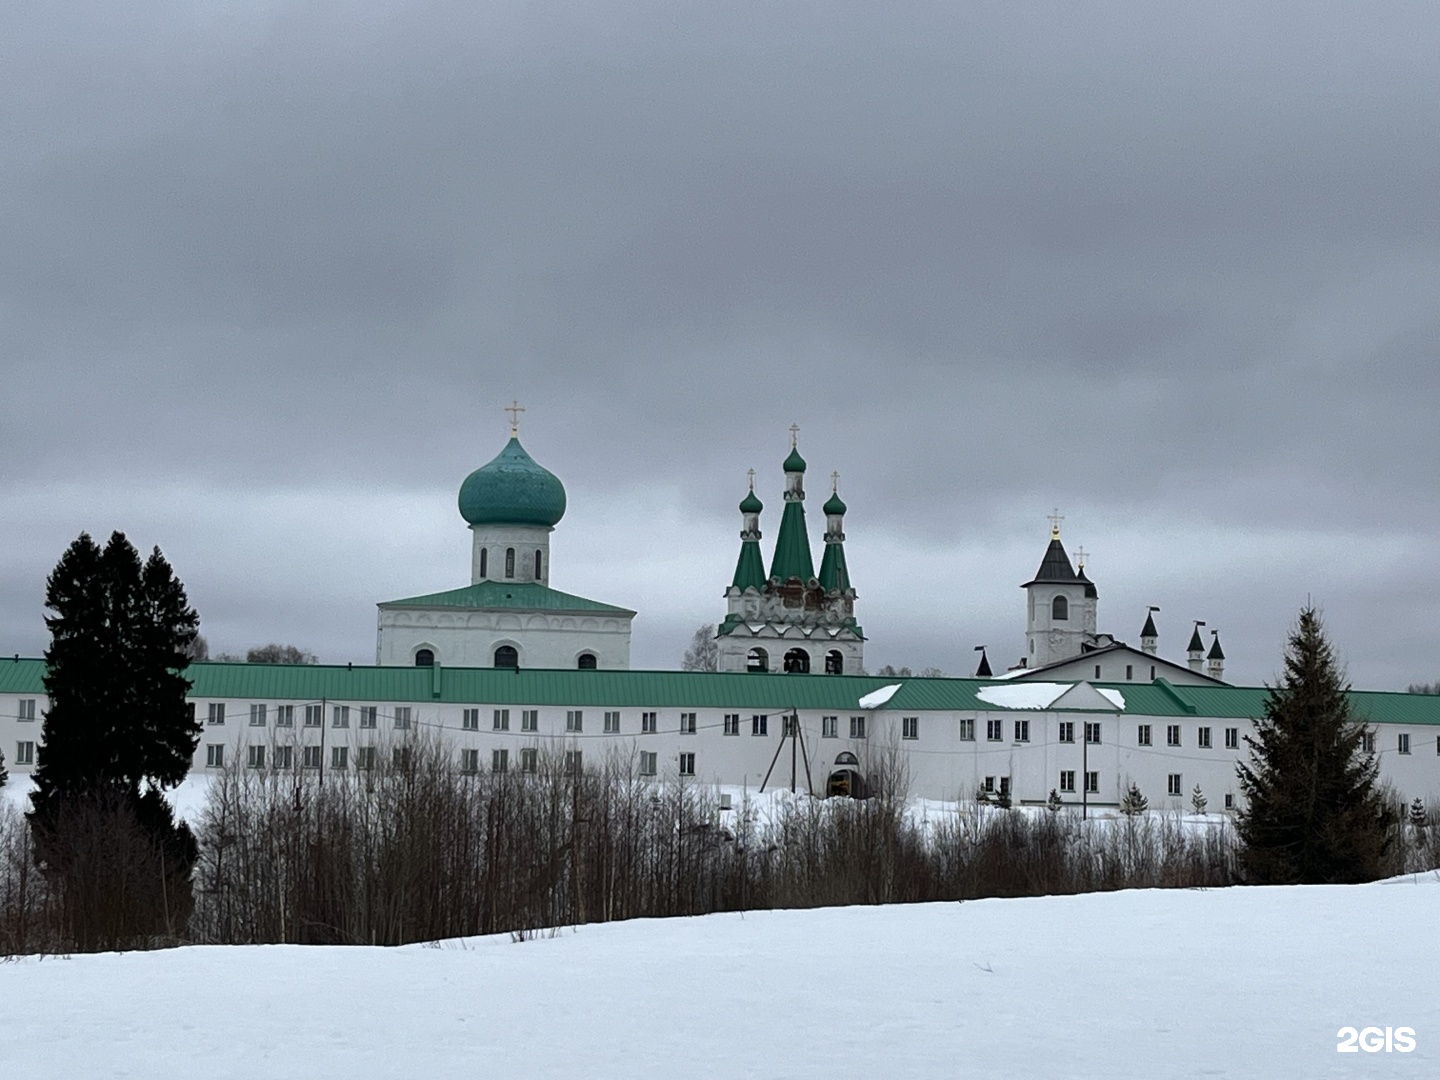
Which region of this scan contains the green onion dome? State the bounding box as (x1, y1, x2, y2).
(739, 490, 764, 514)
(783, 447, 807, 473)
(823, 491, 847, 515)
(458, 438, 567, 527)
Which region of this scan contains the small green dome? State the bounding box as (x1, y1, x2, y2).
(739, 490, 764, 514)
(823, 491, 847, 515)
(458, 438, 567, 527)
(783, 447, 807, 473)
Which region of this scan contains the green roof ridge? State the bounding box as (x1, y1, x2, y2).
(768, 500, 816, 582)
(379, 580, 633, 614)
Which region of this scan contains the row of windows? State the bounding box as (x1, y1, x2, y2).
(414, 647, 597, 670)
(745, 647, 847, 674)
(477, 547, 542, 581)
(208, 743, 700, 778)
(205, 703, 415, 730)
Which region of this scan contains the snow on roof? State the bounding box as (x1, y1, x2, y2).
(1096, 687, 1125, 709)
(976, 683, 1071, 709)
(857, 683, 902, 709)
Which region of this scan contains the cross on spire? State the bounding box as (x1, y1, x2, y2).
(789, 422, 800, 448)
(505, 399, 526, 436)
(1074, 546, 1087, 569)
(747, 468, 756, 491)
(831, 470, 839, 494)
(1048, 508, 1064, 538)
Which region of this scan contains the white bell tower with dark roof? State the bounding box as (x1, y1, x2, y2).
(1022, 512, 1094, 668)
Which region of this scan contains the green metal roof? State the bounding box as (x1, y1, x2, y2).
(730, 539, 767, 592)
(817, 536, 850, 592)
(378, 580, 634, 614)
(782, 447, 807, 473)
(822, 491, 847, 516)
(457, 437, 567, 527)
(768, 501, 816, 582)
(4, 657, 1439, 725)
(739, 490, 763, 515)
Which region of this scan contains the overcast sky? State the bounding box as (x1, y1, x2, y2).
(4, 2, 1438, 689)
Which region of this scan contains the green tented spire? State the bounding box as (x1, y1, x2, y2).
(768, 430, 815, 582)
(731, 471, 767, 591)
(818, 471, 850, 592)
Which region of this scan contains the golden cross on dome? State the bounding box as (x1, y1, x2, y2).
(747, 468, 756, 491)
(789, 422, 800, 447)
(1048, 508, 1064, 538)
(1075, 546, 1087, 569)
(505, 400, 526, 436)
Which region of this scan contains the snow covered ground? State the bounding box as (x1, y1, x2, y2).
(3, 876, 1436, 1079)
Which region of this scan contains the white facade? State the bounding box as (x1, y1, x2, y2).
(376, 607, 632, 669)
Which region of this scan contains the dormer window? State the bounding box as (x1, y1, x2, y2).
(1052, 595, 1068, 621)
(505, 547, 515, 579)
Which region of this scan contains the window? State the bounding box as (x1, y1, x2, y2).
(247, 745, 266, 769)
(752, 715, 768, 736)
(505, 547, 515, 578)
(275, 704, 294, 727)
(332, 746, 349, 770)
(902, 716, 919, 740)
(1013, 719, 1030, 743)
(746, 648, 768, 673)
(1094, 666, 1102, 679)
(359, 706, 377, 729)
(1167, 773, 1182, 796)
(479, 549, 488, 578)
(959, 718, 975, 741)
(725, 714, 742, 736)
(986, 719, 1003, 741)
(492, 748, 509, 773)
(521, 709, 538, 732)
(820, 716, 838, 738)
(1125, 665, 1133, 680)
(1224, 793, 1235, 810)
(206, 744, 224, 768)
(304, 704, 322, 728)
(825, 650, 843, 675)
(577, 653, 598, 670)
(459, 749, 479, 774)
(393, 747, 412, 771)
(302, 745, 322, 769)
(1059, 770, 1076, 793)
(782, 715, 798, 737)
(849, 716, 866, 739)
(1085, 771, 1099, 794)
(332, 705, 350, 728)
(1362, 730, 1376, 754)
(493, 709, 510, 731)
(679, 712, 696, 735)
(1052, 595, 1068, 621)
(274, 745, 294, 770)
(249, 703, 266, 727)
(641, 711, 657, 733)
(1225, 727, 1239, 749)
(998, 776, 1010, 797)
(566, 710, 583, 733)
(1398, 733, 1411, 755)
(207, 703, 225, 725)
(14, 740, 36, 765)
(983, 776, 995, 793)
(534, 550, 542, 579)
(783, 648, 810, 674)
(520, 748, 538, 774)
(463, 708, 480, 731)
(414, 648, 434, 667)
(1059, 721, 1075, 743)
(639, 751, 658, 776)
(17, 699, 36, 722)
(1137, 724, 1152, 747)
(565, 750, 583, 775)
(679, 752, 695, 776)
(606, 711, 622, 734)
(393, 705, 411, 730)
(1150, 665, 1156, 680)
(1198, 727, 1212, 749)
(1166, 725, 1181, 747)
(494, 645, 519, 669)
(1084, 722, 1101, 745)
(356, 746, 376, 770)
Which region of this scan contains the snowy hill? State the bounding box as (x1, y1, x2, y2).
(3, 878, 1436, 1079)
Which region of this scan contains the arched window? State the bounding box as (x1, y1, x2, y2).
(1052, 595, 1068, 621)
(505, 548, 515, 579)
(414, 648, 434, 667)
(479, 548, 488, 578)
(825, 650, 843, 675)
(577, 653, 597, 669)
(783, 648, 810, 673)
(494, 645, 518, 669)
(534, 549, 542, 579)
(746, 647, 768, 673)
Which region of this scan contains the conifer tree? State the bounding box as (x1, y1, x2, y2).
(1236, 607, 1390, 884)
(1191, 785, 1208, 815)
(0, 746, 7, 788)
(1409, 797, 1427, 830)
(1046, 788, 1062, 812)
(996, 784, 1012, 810)
(27, 531, 202, 947)
(1121, 782, 1148, 816)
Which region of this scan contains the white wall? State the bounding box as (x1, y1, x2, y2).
(376, 607, 632, 670)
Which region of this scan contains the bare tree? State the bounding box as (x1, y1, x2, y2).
(681, 624, 718, 672)
(183, 633, 210, 661)
(246, 644, 319, 665)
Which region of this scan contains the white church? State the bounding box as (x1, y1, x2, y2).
(4, 413, 1437, 811)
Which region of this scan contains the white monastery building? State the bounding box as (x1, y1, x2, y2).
(4, 416, 1437, 812)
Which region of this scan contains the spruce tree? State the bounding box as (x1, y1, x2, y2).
(27, 531, 202, 948)
(1191, 785, 1208, 815)
(996, 785, 1013, 810)
(1236, 607, 1390, 884)
(1121, 782, 1148, 816)
(0, 746, 7, 788)
(1409, 797, 1427, 830)
(1046, 788, 1062, 812)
